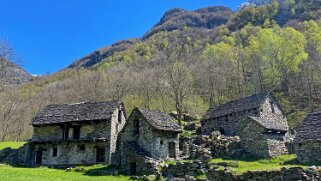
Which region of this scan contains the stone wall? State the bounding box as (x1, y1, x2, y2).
(162, 161, 208, 177)
(109, 108, 126, 164)
(295, 141, 321, 164)
(207, 167, 321, 181)
(32, 121, 111, 141)
(29, 141, 108, 166)
(201, 112, 249, 136)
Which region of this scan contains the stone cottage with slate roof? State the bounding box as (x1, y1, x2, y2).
(201, 91, 289, 158)
(294, 112, 321, 164)
(119, 108, 182, 175)
(25, 101, 126, 166)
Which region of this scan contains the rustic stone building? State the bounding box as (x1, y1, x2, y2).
(294, 112, 321, 164)
(25, 101, 126, 166)
(201, 91, 289, 158)
(119, 108, 182, 175)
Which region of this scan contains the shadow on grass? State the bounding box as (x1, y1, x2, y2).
(0, 146, 30, 168)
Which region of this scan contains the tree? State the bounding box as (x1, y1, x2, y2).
(249, 27, 308, 92)
(0, 90, 21, 141)
(301, 20, 321, 111)
(164, 61, 193, 118)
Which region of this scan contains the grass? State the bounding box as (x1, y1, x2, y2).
(0, 142, 131, 181)
(0, 164, 131, 181)
(0, 142, 25, 150)
(209, 155, 309, 174)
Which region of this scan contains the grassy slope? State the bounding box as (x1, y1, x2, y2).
(0, 142, 130, 181)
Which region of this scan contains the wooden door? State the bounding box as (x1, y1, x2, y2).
(96, 148, 105, 163)
(130, 162, 137, 175)
(35, 151, 43, 164)
(168, 142, 176, 158)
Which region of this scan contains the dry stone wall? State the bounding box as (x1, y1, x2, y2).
(295, 141, 321, 164)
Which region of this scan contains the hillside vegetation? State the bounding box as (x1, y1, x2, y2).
(0, 0, 321, 141)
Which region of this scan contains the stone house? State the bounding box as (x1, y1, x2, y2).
(294, 112, 321, 164)
(119, 108, 182, 175)
(25, 101, 126, 166)
(201, 91, 289, 158)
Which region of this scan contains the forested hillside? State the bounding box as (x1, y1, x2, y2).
(1, 0, 321, 141)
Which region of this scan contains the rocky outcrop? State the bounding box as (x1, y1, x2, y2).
(143, 6, 233, 39)
(69, 6, 234, 69)
(69, 38, 141, 68)
(0, 58, 32, 87)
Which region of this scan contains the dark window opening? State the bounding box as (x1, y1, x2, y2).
(270, 101, 275, 113)
(160, 140, 163, 145)
(79, 144, 85, 151)
(73, 127, 80, 140)
(219, 127, 225, 135)
(118, 110, 122, 123)
(133, 119, 139, 135)
(63, 127, 69, 140)
(52, 147, 58, 157)
(168, 142, 176, 158)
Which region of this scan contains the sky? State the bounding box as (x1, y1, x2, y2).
(0, 0, 244, 75)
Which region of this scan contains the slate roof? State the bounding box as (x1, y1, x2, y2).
(204, 91, 271, 119)
(32, 101, 123, 126)
(249, 116, 288, 132)
(295, 112, 321, 143)
(137, 108, 182, 133)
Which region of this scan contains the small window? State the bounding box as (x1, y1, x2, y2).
(160, 140, 163, 145)
(79, 144, 85, 151)
(270, 101, 275, 113)
(118, 110, 122, 123)
(53, 147, 58, 157)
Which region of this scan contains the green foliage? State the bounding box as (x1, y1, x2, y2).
(249, 26, 308, 89)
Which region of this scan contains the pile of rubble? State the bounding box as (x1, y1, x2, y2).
(190, 131, 245, 160)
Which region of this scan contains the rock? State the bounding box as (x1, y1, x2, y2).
(185, 123, 196, 131)
(197, 169, 206, 175)
(65, 168, 72, 172)
(185, 175, 196, 181)
(199, 155, 212, 162)
(183, 114, 196, 122)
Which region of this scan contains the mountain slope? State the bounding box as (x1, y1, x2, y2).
(0, 58, 32, 87)
(69, 6, 233, 68)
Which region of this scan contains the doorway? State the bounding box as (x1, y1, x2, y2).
(130, 162, 137, 175)
(35, 151, 43, 165)
(96, 148, 105, 163)
(168, 142, 176, 158)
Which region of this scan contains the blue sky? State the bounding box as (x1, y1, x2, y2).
(0, 0, 244, 75)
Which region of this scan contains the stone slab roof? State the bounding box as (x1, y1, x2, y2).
(295, 112, 321, 143)
(32, 101, 123, 126)
(204, 91, 271, 119)
(137, 108, 182, 133)
(249, 116, 288, 132)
